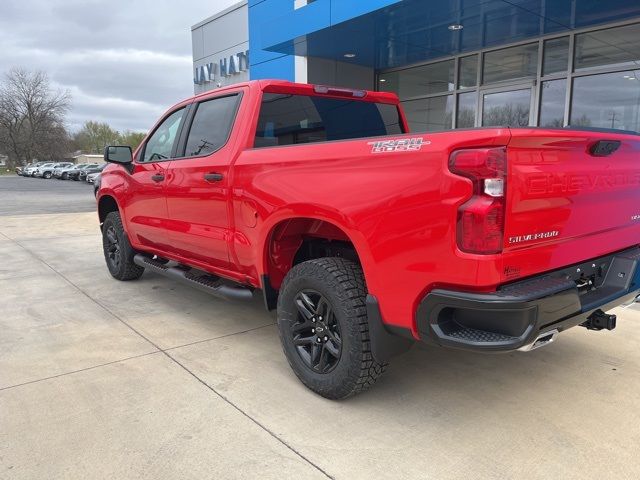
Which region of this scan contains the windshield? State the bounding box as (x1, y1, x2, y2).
(254, 93, 404, 148)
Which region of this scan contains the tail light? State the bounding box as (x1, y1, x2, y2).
(449, 147, 506, 254)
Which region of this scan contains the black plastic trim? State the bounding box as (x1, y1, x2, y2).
(366, 294, 413, 363)
(416, 246, 640, 352)
(261, 274, 278, 311)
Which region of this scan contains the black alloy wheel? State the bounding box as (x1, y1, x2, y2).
(101, 211, 144, 281)
(290, 289, 342, 373)
(277, 258, 387, 399)
(104, 225, 121, 271)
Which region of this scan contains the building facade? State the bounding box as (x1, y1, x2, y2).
(193, 0, 640, 133)
(192, 1, 250, 94)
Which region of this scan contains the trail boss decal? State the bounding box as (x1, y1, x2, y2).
(509, 230, 560, 245)
(368, 137, 429, 153)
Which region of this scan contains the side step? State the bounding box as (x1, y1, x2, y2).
(133, 254, 254, 302)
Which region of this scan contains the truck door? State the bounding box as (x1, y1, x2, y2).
(163, 93, 242, 270)
(124, 106, 187, 251)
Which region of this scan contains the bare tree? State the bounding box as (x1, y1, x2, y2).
(0, 68, 71, 167)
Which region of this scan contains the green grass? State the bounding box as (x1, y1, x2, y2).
(0, 168, 15, 176)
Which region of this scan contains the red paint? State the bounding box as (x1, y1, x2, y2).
(98, 80, 640, 338)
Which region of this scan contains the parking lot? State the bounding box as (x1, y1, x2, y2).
(1, 175, 640, 479)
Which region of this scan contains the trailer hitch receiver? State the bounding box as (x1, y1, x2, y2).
(581, 309, 617, 331)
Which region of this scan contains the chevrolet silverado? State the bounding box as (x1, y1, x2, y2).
(97, 80, 640, 399)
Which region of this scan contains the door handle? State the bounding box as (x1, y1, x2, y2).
(204, 173, 224, 182)
(151, 174, 165, 182)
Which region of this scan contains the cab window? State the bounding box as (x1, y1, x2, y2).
(141, 108, 185, 162)
(254, 93, 403, 148)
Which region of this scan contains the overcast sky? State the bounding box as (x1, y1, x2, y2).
(0, 0, 240, 133)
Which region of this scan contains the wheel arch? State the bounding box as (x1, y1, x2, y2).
(98, 194, 120, 228)
(259, 213, 373, 309)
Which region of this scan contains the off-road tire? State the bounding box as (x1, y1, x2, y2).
(102, 211, 144, 281)
(277, 257, 387, 399)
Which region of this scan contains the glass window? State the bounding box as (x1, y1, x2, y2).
(379, 60, 454, 98)
(457, 92, 477, 128)
(570, 70, 640, 131)
(543, 37, 569, 76)
(575, 23, 640, 71)
(254, 93, 403, 148)
(142, 108, 185, 162)
(402, 95, 453, 132)
(483, 43, 538, 84)
(459, 55, 478, 88)
(482, 89, 531, 126)
(183, 95, 239, 157)
(539, 79, 567, 127)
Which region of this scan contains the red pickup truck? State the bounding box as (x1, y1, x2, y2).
(98, 79, 640, 399)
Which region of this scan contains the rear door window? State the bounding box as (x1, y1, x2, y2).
(181, 95, 240, 158)
(254, 93, 404, 148)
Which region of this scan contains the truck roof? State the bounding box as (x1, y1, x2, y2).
(190, 79, 400, 105)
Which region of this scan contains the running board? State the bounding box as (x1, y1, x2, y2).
(133, 254, 254, 302)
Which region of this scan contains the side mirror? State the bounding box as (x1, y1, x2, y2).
(104, 145, 133, 164)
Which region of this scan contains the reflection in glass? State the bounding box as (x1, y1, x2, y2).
(379, 60, 454, 98)
(457, 92, 477, 128)
(459, 55, 478, 88)
(483, 43, 538, 84)
(575, 23, 640, 71)
(543, 37, 569, 76)
(402, 96, 453, 132)
(571, 70, 640, 131)
(539, 79, 567, 127)
(482, 89, 531, 126)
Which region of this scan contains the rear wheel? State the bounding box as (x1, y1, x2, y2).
(277, 258, 387, 399)
(43, 171, 52, 179)
(102, 211, 144, 281)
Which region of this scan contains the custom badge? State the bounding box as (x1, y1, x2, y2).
(367, 137, 429, 153)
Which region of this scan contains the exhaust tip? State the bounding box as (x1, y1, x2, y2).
(518, 329, 559, 352)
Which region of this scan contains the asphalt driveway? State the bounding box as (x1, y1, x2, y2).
(1, 175, 640, 479)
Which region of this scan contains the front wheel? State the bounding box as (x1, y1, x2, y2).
(277, 258, 387, 399)
(43, 171, 52, 179)
(102, 211, 144, 281)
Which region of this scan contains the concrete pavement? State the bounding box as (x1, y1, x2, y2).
(1, 176, 640, 479)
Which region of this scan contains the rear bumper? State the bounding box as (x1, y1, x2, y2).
(416, 247, 640, 352)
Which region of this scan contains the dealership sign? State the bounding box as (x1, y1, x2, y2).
(194, 50, 249, 85)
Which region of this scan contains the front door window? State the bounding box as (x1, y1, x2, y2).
(141, 108, 185, 163)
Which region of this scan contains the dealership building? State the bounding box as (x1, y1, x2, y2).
(192, 0, 640, 133)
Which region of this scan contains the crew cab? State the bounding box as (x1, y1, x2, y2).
(97, 80, 640, 399)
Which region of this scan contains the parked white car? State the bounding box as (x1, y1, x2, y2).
(33, 163, 57, 178)
(22, 162, 46, 177)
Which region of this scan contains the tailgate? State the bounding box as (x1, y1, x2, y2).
(502, 128, 640, 280)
